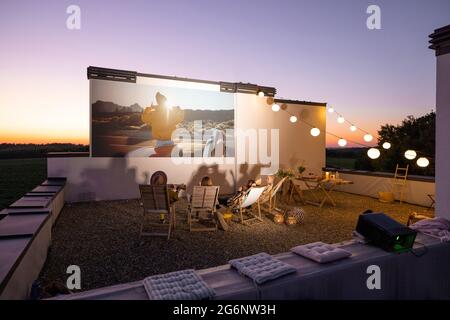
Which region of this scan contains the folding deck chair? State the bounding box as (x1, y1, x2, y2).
(187, 185, 220, 232)
(259, 177, 287, 215)
(139, 184, 174, 240)
(233, 186, 266, 225)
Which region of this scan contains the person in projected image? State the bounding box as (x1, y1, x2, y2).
(141, 91, 184, 157)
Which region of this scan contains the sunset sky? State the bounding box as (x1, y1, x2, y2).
(0, 0, 449, 146)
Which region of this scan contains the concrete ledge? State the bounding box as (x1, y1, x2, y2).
(0, 211, 52, 300)
(0, 179, 67, 300)
(322, 168, 435, 206)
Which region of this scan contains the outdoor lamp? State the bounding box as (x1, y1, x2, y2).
(404, 150, 417, 160)
(290, 115, 297, 123)
(337, 116, 345, 124)
(416, 157, 429, 167)
(310, 127, 320, 137)
(382, 142, 391, 149)
(350, 125, 357, 132)
(272, 103, 280, 112)
(258, 91, 265, 97)
(338, 138, 347, 147)
(328, 106, 334, 113)
(363, 134, 373, 142)
(367, 148, 381, 159)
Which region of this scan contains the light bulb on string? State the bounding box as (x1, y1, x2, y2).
(328, 106, 334, 113)
(367, 148, 380, 159)
(310, 128, 320, 137)
(416, 157, 429, 167)
(337, 116, 345, 124)
(404, 150, 417, 160)
(271, 103, 280, 112)
(338, 138, 347, 147)
(350, 125, 357, 132)
(382, 142, 391, 149)
(363, 134, 373, 142)
(289, 116, 297, 123)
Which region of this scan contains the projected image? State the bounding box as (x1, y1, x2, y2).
(91, 80, 234, 157)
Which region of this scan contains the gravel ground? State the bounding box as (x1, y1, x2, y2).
(39, 191, 434, 292)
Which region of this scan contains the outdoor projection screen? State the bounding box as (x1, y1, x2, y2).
(90, 78, 235, 158)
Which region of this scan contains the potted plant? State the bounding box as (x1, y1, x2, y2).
(275, 168, 294, 198)
(297, 165, 306, 177)
(275, 168, 294, 179)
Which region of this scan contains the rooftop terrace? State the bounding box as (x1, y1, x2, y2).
(38, 191, 434, 291)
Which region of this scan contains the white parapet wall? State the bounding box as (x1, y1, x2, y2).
(47, 156, 237, 202)
(332, 170, 435, 207)
(435, 36, 450, 220)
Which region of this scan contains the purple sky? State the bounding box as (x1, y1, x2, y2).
(0, 0, 449, 145)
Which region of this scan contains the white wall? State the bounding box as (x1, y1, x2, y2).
(436, 53, 450, 219)
(234, 93, 326, 185)
(48, 157, 236, 202)
(334, 172, 435, 207)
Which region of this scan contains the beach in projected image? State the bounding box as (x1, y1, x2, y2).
(90, 79, 235, 157)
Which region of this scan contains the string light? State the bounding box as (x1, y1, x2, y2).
(416, 157, 429, 167)
(367, 148, 381, 159)
(404, 150, 417, 160)
(338, 138, 347, 147)
(258, 91, 265, 97)
(269, 99, 432, 167)
(310, 127, 321, 137)
(363, 134, 373, 142)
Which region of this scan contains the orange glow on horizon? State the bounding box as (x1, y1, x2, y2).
(0, 132, 89, 145)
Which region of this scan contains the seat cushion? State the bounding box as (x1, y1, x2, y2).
(143, 269, 215, 300)
(291, 242, 351, 263)
(229, 252, 296, 284)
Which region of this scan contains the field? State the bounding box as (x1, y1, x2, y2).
(0, 158, 47, 210)
(326, 157, 357, 169)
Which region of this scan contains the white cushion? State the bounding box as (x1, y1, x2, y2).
(291, 242, 351, 263)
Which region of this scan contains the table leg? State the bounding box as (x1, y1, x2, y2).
(319, 184, 336, 208)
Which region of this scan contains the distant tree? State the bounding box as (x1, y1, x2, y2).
(0, 143, 89, 159)
(374, 111, 435, 176)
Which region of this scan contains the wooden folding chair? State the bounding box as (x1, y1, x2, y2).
(259, 177, 287, 215)
(234, 186, 266, 225)
(288, 178, 320, 204)
(139, 185, 174, 240)
(187, 186, 220, 232)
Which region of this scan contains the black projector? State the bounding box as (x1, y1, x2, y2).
(356, 212, 417, 252)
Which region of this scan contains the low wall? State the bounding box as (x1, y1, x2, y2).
(48, 156, 237, 202)
(0, 178, 66, 300)
(330, 169, 435, 207)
